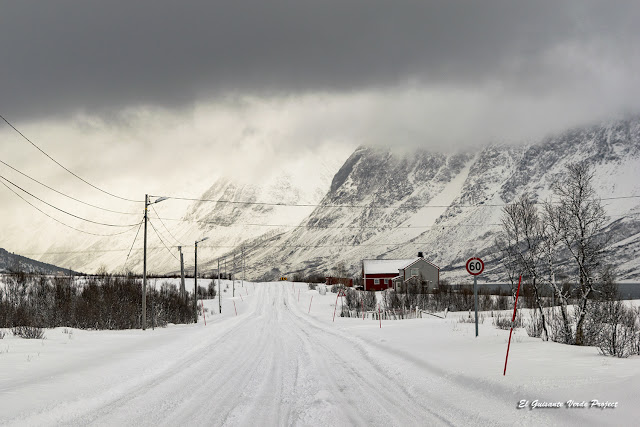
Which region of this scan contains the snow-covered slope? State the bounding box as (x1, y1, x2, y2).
(2, 282, 639, 426)
(236, 117, 640, 282)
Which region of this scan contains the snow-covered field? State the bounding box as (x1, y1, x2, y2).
(1, 281, 638, 426)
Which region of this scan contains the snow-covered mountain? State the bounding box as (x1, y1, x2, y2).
(38, 158, 342, 275)
(25, 117, 640, 282)
(228, 117, 640, 282)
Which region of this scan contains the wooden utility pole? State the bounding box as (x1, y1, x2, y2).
(194, 241, 198, 323)
(141, 194, 168, 330)
(142, 194, 148, 330)
(179, 246, 186, 301)
(193, 237, 208, 323)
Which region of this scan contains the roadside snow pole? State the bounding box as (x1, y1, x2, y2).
(333, 290, 344, 322)
(240, 293, 243, 302)
(233, 300, 237, 316)
(308, 295, 313, 313)
(504, 276, 522, 376)
(465, 257, 485, 337)
(201, 299, 206, 326)
(218, 258, 222, 314)
(378, 303, 381, 328)
(362, 298, 364, 320)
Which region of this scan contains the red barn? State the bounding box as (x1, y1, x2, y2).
(325, 277, 354, 287)
(362, 259, 415, 291)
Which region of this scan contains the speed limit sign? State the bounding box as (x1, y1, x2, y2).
(466, 257, 484, 275)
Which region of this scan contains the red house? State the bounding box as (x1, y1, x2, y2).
(362, 258, 415, 291)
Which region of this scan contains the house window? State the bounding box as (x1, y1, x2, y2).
(374, 279, 380, 285)
(411, 268, 419, 277)
(384, 278, 389, 284)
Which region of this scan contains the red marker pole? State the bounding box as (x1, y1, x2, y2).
(378, 303, 382, 328)
(201, 299, 206, 326)
(240, 293, 243, 302)
(504, 276, 522, 376)
(308, 295, 313, 313)
(362, 298, 364, 320)
(233, 300, 237, 316)
(333, 291, 340, 322)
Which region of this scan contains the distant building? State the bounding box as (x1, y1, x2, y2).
(362, 252, 439, 292)
(325, 276, 354, 287)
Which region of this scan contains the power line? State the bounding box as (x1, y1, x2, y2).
(148, 218, 180, 261)
(0, 178, 143, 237)
(150, 204, 183, 245)
(0, 173, 140, 227)
(150, 193, 640, 210)
(1, 113, 142, 203)
(123, 219, 144, 270)
(151, 194, 499, 209)
(154, 216, 503, 229)
(0, 158, 140, 215)
(18, 239, 488, 256)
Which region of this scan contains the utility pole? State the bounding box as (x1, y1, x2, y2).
(218, 258, 222, 313)
(194, 241, 199, 324)
(142, 194, 148, 330)
(193, 237, 208, 323)
(179, 246, 185, 301)
(142, 194, 168, 330)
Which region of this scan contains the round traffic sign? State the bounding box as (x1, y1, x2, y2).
(466, 257, 484, 275)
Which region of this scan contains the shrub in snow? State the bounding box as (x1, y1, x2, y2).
(207, 282, 217, 298)
(331, 284, 346, 294)
(0, 272, 195, 330)
(12, 326, 45, 340)
(525, 310, 544, 338)
(459, 314, 484, 324)
(493, 314, 512, 330)
(592, 300, 639, 358)
(0, 330, 5, 339)
(307, 283, 317, 291)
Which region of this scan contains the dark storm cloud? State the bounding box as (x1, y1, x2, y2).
(2, 0, 638, 120)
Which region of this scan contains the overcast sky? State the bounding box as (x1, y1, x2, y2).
(1, 1, 640, 255)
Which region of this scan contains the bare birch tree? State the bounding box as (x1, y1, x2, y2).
(545, 161, 608, 345)
(497, 193, 549, 340)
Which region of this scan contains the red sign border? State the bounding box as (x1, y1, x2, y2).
(466, 257, 484, 276)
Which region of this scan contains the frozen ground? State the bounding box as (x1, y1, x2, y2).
(1, 281, 639, 426)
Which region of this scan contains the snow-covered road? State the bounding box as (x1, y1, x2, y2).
(1, 282, 636, 426)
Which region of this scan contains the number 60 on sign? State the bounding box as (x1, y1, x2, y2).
(466, 257, 484, 276)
